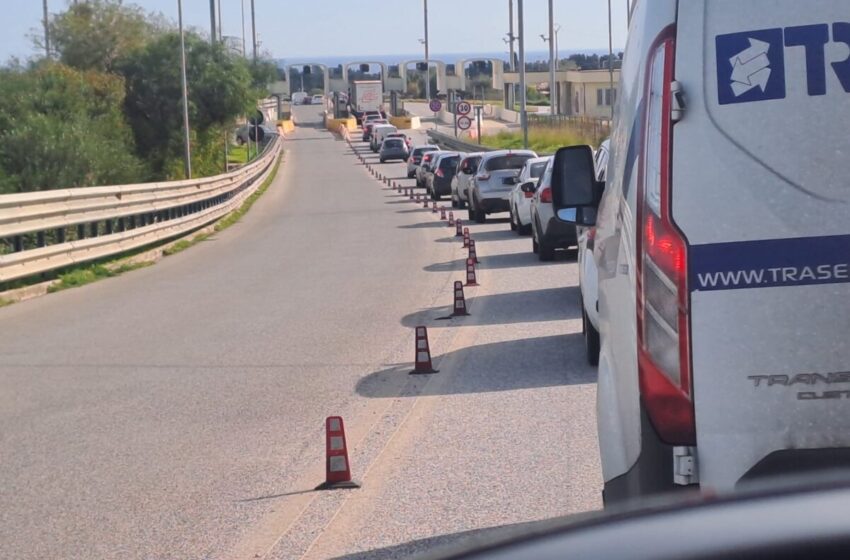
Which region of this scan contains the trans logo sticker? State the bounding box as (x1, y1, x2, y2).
(716, 28, 786, 105)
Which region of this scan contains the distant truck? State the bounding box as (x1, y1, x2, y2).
(353, 80, 383, 112)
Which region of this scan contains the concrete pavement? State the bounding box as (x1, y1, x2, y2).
(0, 105, 601, 560)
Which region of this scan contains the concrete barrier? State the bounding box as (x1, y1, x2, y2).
(278, 120, 295, 134)
(325, 114, 358, 132)
(389, 115, 421, 130)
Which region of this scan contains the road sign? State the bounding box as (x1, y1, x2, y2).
(457, 116, 472, 131)
(456, 101, 472, 115)
(429, 99, 442, 112)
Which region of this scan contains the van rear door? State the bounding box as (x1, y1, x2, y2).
(673, 0, 850, 490)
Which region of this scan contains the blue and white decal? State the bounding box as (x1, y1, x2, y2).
(690, 234, 850, 292)
(717, 23, 850, 105)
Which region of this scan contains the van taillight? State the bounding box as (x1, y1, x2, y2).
(539, 186, 552, 203)
(636, 30, 695, 446)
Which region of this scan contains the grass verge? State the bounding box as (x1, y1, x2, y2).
(480, 126, 605, 154)
(47, 262, 153, 293)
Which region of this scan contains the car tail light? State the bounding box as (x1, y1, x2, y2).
(476, 173, 490, 181)
(539, 186, 552, 203)
(635, 29, 695, 446)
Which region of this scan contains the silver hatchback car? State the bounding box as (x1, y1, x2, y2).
(467, 150, 537, 223)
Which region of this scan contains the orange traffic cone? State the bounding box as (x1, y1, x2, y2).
(410, 326, 439, 374)
(315, 416, 359, 490)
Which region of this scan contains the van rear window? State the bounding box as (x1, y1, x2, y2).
(439, 156, 459, 168)
(485, 155, 533, 171)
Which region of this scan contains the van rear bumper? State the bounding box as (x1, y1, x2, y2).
(738, 448, 850, 486)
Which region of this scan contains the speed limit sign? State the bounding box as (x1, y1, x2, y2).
(457, 116, 472, 130)
(456, 101, 472, 115)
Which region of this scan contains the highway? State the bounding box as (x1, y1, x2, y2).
(0, 105, 601, 560)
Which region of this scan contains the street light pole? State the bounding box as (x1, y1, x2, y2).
(518, 0, 528, 149)
(424, 0, 430, 101)
(251, 0, 258, 61)
(209, 0, 216, 45)
(547, 0, 555, 117)
(608, 0, 615, 120)
(554, 24, 560, 114)
(241, 0, 247, 57)
(43, 0, 50, 59)
(217, 0, 223, 41)
(507, 0, 516, 109)
(178, 0, 192, 179)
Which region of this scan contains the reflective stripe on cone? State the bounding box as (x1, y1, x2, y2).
(465, 258, 478, 286)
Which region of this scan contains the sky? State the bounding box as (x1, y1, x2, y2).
(1, 0, 629, 63)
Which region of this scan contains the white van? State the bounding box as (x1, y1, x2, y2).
(370, 124, 397, 153)
(553, 0, 850, 505)
(291, 92, 308, 106)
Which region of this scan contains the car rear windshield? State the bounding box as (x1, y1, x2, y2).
(530, 161, 548, 179)
(413, 147, 437, 156)
(485, 155, 534, 171)
(439, 156, 459, 169)
(384, 139, 404, 148)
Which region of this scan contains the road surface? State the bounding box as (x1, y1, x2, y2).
(0, 104, 600, 560)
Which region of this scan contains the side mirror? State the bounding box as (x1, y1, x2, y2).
(520, 181, 536, 194)
(551, 145, 603, 226)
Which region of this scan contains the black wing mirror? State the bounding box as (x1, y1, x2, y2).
(551, 145, 604, 226)
(520, 181, 537, 194)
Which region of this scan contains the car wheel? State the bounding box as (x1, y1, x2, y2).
(510, 206, 518, 231)
(538, 240, 555, 261)
(518, 220, 532, 236)
(472, 200, 486, 224)
(451, 195, 459, 209)
(408, 171, 414, 178)
(236, 137, 245, 146)
(467, 201, 475, 221)
(532, 221, 540, 254)
(582, 305, 600, 366)
(380, 158, 385, 163)
(603, 404, 677, 506)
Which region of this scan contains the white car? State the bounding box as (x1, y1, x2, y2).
(291, 92, 308, 105)
(551, 0, 850, 505)
(579, 139, 609, 365)
(509, 156, 551, 235)
(311, 94, 324, 105)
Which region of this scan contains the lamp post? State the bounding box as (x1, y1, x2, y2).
(518, 0, 528, 149)
(178, 0, 192, 179)
(251, 0, 258, 61)
(546, 0, 555, 116)
(241, 0, 247, 57)
(209, 0, 216, 44)
(608, 0, 615, 120)
(42, 0, 50, 59)
(423, 0, 430, 102)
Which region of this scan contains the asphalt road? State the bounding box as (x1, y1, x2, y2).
(0, 105, 600, 560)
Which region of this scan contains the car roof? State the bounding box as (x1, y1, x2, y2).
(434, 151, 459, 160)
(526, 156, 553, 165)
(481, 149, 538, 159)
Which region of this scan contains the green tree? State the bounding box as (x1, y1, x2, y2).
(0, 63, 144, 194)
(120, 32, 255, 178)
(48, 0, 164, 73)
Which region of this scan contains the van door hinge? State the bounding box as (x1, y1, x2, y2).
(673, 446, 699, 485)
(670, 81, 685, 123)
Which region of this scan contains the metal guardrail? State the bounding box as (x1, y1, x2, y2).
(425, 130, 494, 154)
(0, 136, 281, 283)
